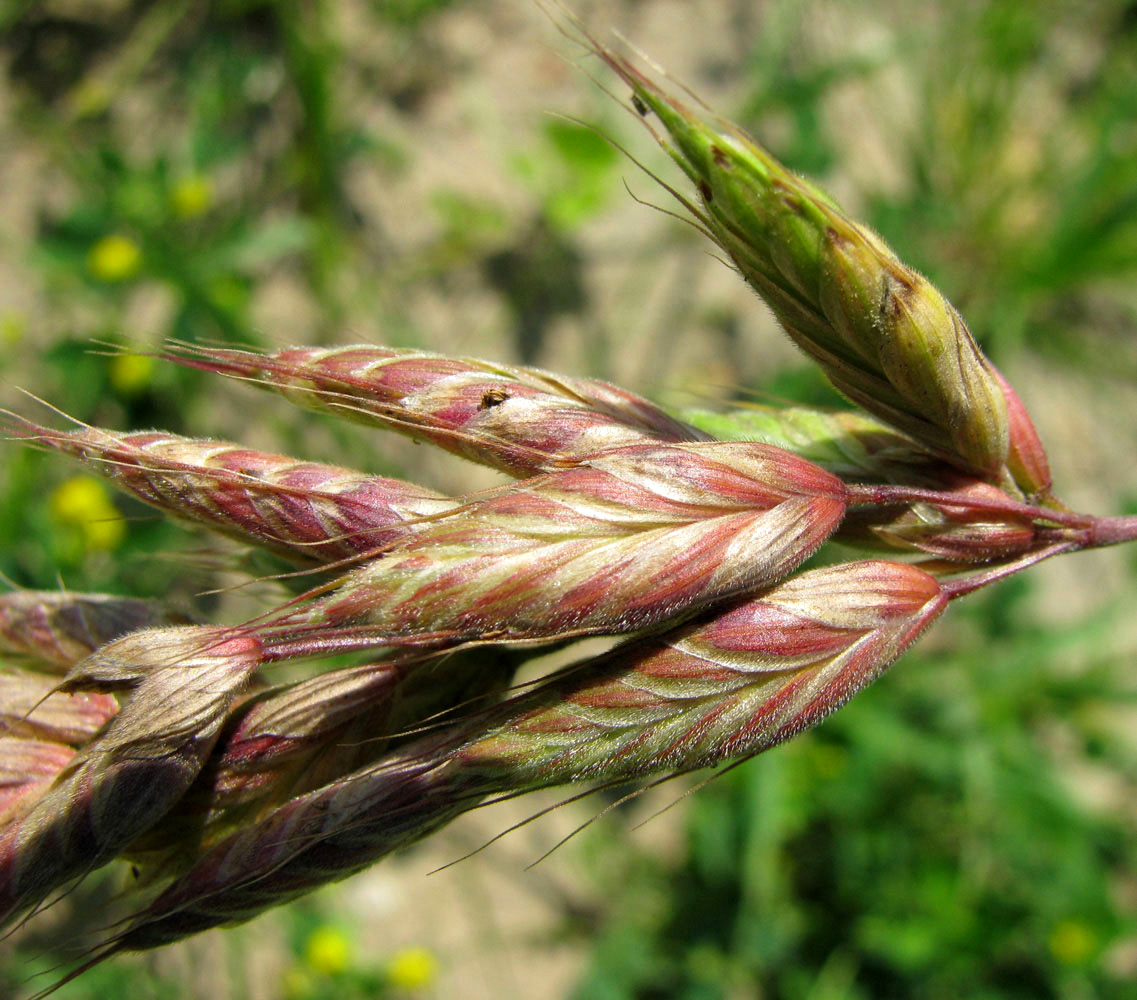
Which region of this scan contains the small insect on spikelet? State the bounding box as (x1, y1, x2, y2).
(164, 343, 707, 476)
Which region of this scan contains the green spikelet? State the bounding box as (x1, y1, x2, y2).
(594, 45, 1032, 489)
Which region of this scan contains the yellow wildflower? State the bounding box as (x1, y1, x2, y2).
(109, 353, 156, 396)
(88, 234, 141, 282)
(304, 925, 352, 977)
(171, 175, 213, 219)
(50, 476, 125, 551)
(387, 946, 438, 991)
(1048, 920, 1095, 965)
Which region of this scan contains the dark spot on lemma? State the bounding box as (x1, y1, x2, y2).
(878, 271, 915, 320)
(711, 145, 729, 167)
(698, 179, 713, 202)
(631, 93, 649, 117)
(878, 277, 897, 320)
(479, 387, 510, 409)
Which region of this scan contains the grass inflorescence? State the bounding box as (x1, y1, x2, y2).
(2, 7, 1137, 998)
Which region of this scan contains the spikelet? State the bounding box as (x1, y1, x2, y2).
(89, 560, 944, 952)
(164, 343, 706, 475)
(839, 483, 1039, 561)
(0, 627, 261, 927)
(458, 560, 948, 782)
(585, 38, 1051, 497)
(0, 671, 116, 826)
(259, 442, 847, 659)
(0, 590, 190, 672)
(7, 420, 455, 565)
(108, 742, 468, 950)
(680, 403, 955, 485)
(0, 672, 117, 746)
(0, 592, 170, 836)
(123, 643, 525, 882)
(0, 739, 75, 824)
(191, 662, 406, 813)
(116, 659, 408, 878)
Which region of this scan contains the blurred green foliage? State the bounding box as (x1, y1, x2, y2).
(1, 1, 1136, 998)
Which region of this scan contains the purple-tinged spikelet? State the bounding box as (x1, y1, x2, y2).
(0, 627, 262, 928)
(0, 739, 76, 824)
(261, 442, 847, 658)
(165, 343, 706, 476)
(91, 561, 943, 952)
(0, 672, 118, 746)
(108, 740, 467, 950)
(458, 560, 947, 782)
(0, 590, 189, 672)
(8, 421, 455, 565)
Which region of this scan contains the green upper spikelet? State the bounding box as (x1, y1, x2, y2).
(606, 50, 1016, 485)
